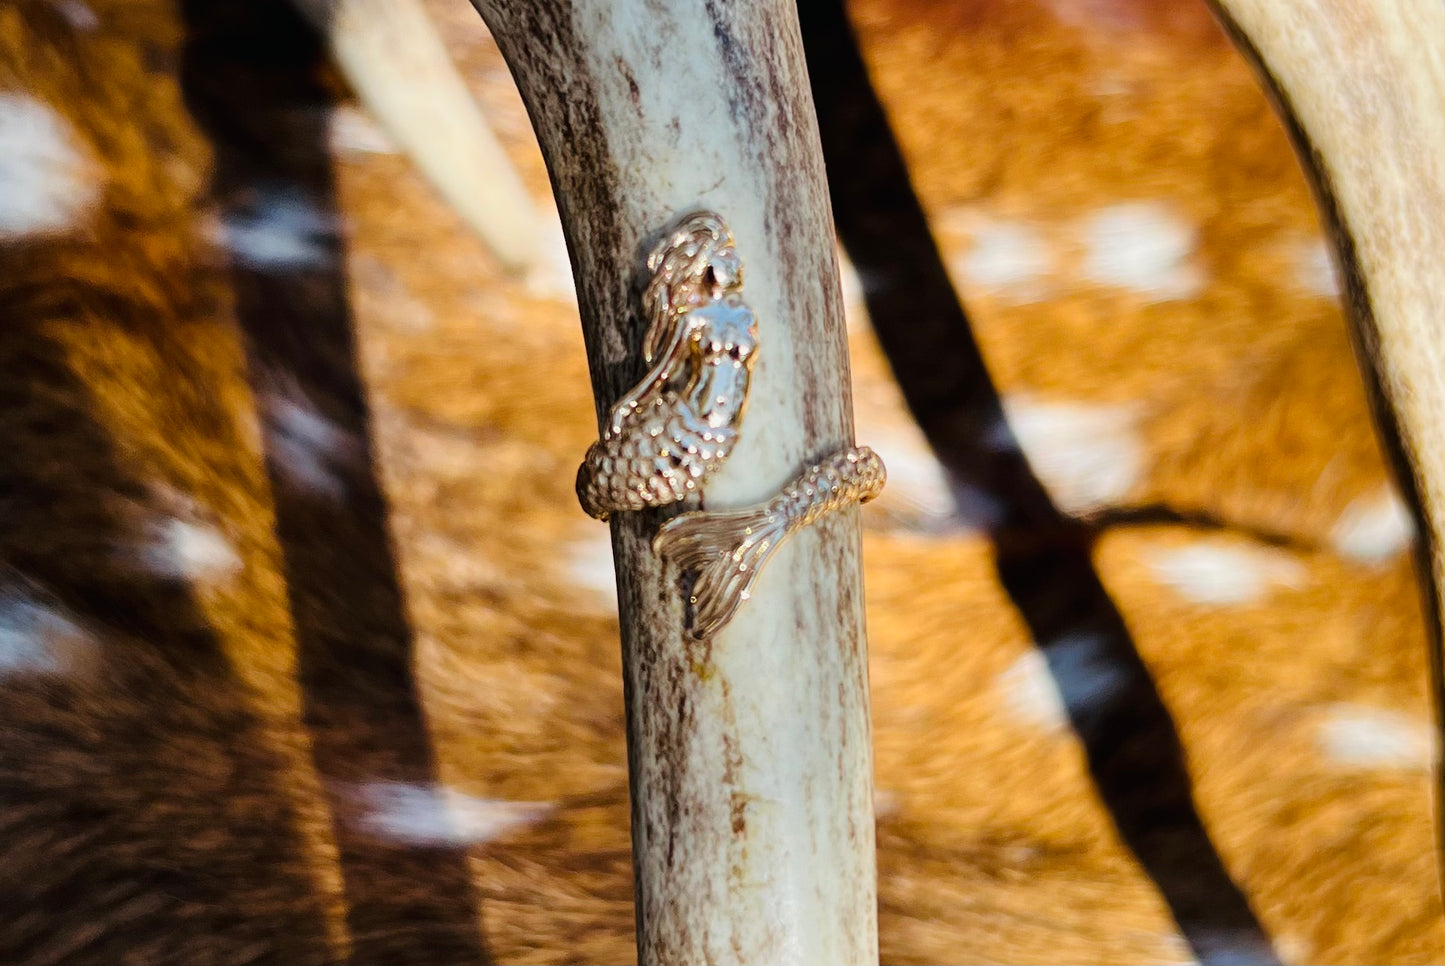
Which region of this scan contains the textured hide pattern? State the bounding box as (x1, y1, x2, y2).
(0, 0, 1439, 963)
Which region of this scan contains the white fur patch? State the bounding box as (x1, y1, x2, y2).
(0, 590, 95, 677)
(998, 649, 1069, 731)
(859, 410, 971, 531)
(999, 634, 1131, 730)
(837, 248, 864, 306)
(871, 437, 959, 527)
(1272, 933, 1311, 966)
(1316, 704, 1433, 769)
(853, 400, 1002, 533)
(1292, 236, 1340, 298)
(142, 518, 242, 583)
(218, 187, 338, 270)
(262, 386, 359, 499)
(1151, 933, 1197, 966)
(1331, 485, 1415, 564)
(567, 530, 618, 608)
(328, 105, 399, 156)
(1044, 632, 1130, 717)
(1079, 202, 1203, 299)
(952, 219, 1052, 301)
(995, 396, 1145, 515)
(0, 94, 98, 238)
(872, 787, 901, 820)
(350, 781, 551, 846)
(837, 248, 871, 333)
(1187, 928, 1295, 966)
(50, 0, 99, 30)
(524, 213, 577, 302)
(1041, 0, 1142, 30)
(1145, 541, 1306, 606)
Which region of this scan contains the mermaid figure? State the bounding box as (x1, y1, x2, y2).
(576, 211, 759, 521)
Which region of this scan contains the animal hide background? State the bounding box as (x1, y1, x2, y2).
(0, 0, 1438, 962)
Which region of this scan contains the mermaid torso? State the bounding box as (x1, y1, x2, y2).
(576, 295, 758, 520)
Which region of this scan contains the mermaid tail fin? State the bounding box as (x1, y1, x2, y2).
(653, 505, 789, 640)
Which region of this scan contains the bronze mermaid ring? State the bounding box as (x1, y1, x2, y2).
(577, 210, 886, 640)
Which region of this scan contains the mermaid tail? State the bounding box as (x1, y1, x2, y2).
(576, 398, 737, 520)
(654, 446, 886, 639)
(652, 503, 788, 640)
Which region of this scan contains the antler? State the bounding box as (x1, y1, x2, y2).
(468, 1, 877, 963)
(1211, 0, 1445, 859)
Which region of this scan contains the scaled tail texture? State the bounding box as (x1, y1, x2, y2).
(653, 507, 788, 641)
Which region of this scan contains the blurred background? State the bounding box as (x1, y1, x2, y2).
(0, 0, 1439, 962)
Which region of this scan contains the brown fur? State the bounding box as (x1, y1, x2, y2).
(0, 0, 1437, 962)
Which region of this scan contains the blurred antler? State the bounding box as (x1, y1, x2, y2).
(1211, 0, 1445, 853)
(294, 0, 542, 274)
